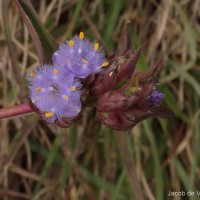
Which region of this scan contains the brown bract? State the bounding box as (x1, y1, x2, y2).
(90, 23, 173, 131)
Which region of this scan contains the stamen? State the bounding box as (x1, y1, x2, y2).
(45, 112, 54, 117)
(53, 69, 58, 75)
(65, 95, 69, 101)
(94, 43, 99, 51)
(102, 62, 109, 67)
(71, 86, 76, 91)
(30, 72, 36, 77)
(66, 60, 71, 62)
(69, 40, 74, 47)
(79, 32, 84, 40)
(82, 59, 88, 64)
(36, 87, 41, 92)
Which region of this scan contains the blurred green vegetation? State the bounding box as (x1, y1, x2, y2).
(0, 0, 200, 200)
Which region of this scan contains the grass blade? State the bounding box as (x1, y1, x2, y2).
(15, 0, 58, 65)
(143, 120, 164, 200)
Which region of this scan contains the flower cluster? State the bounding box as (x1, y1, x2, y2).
(53, 32, 108, 78)
(27, 32, 107, 124)
(25, 27, 172, 130)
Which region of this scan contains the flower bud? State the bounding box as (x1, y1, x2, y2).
(97, 83, 154, 112)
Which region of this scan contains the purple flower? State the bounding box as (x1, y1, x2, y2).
(148, 90, 164, 105)
(26, 64, 82, 123)
(53, 32, 108, 78)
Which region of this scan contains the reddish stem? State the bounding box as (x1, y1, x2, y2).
(0, 103, 34, 119)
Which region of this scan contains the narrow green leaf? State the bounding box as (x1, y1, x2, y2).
(161, 86, 191, 124)
(143, 120, 164, 200)
(103, 0, 124, 50)
(58, 160, 70, 200)
(183, 73, 200, 97)
(15, 0, 58, 65)
(174, 158, 199, 200)
(81, 167, 125, 199)
(111, 169, 126, 200)
(174, 2, 197, 61)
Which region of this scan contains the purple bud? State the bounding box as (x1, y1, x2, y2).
(148, 90, 164, 105)
(26, 64, 82, 123)
(53, 33, 107, 78)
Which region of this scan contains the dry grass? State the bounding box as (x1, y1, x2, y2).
(0, 0, 200, 199)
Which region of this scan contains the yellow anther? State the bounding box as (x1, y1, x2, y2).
(45, 112, 54, 118)
(53, 69, 58, 75)
(66, 60, 71, 62)
(82, 59, 88, 64)
(94, 43, 99, 51)
(69, 40, 74, 47)
(71, 86, 76, 91)
(65, 95, 69, 101)
(36, 87, 41, 92)
(30, 72, 36, 77)
(102, 62, 109, 67)
(79, 32, 84, 39)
